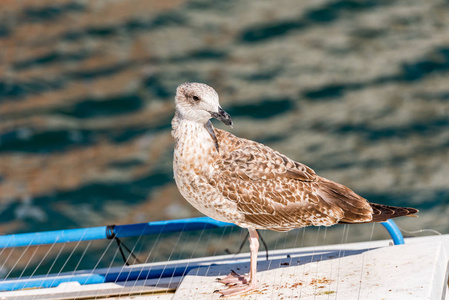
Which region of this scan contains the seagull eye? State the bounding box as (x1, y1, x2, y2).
(192, 95, 200, 101)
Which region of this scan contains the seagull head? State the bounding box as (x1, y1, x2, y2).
(175, 82, 233, 127)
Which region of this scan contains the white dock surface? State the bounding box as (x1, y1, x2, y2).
(175, 235, 449, 299)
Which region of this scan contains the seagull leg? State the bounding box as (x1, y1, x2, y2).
(216, 228, 259, 297)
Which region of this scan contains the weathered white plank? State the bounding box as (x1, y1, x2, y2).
(175, 236, 449, 299)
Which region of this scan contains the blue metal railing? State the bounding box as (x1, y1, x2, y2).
(0, 217, 404, 292)
(0, 218, 404, 249)
(0, 217, 234, 249)
(380, 219, 404, 245)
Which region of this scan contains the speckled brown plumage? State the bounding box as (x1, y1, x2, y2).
(171, 82, 418, 297)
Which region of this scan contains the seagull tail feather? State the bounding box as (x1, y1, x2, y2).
(368, 203, 419, 223)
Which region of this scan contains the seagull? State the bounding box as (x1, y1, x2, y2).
(171, 82, 418, 297)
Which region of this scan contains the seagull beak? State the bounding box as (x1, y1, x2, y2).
(210, 107, 233, 128)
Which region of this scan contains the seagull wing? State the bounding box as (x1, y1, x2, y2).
(209, 131, 374, 230)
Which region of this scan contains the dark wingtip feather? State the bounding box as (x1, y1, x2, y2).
(369, 203, 418, 223)
(338, 203, 418, 224)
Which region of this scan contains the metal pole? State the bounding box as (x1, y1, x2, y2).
(380, 219, 405, 245)
(0, 217, 235, 249)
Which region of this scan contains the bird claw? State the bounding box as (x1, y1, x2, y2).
(215, 283, 257, 297)
(217, 270, 248, 285)
(216, 270, 257, 297)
